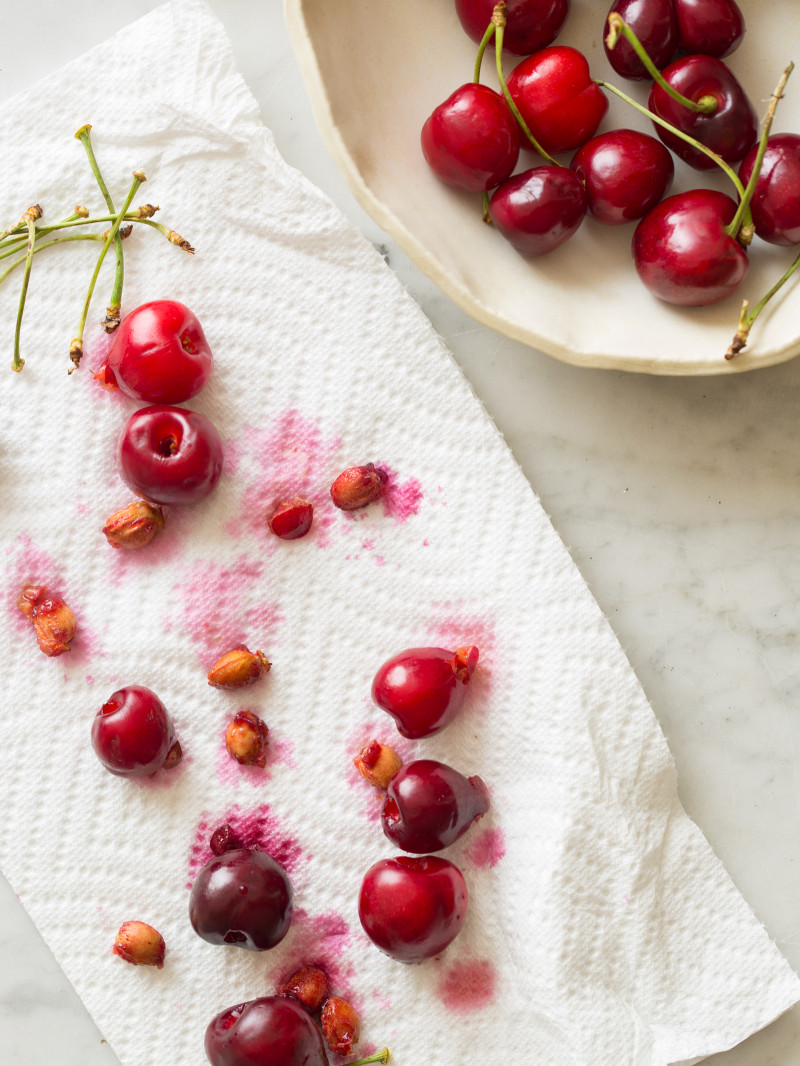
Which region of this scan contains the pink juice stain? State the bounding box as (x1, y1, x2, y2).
(225, 411, 342, 547)
(187, 803, 307, 890)
(462, 826, 506, 870)
(380, 466, 423, 524)
(434, 955, 497, 1014)
(269, 908, 357, 1005)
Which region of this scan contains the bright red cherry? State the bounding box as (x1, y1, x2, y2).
(604, 0, 678, 80)
(381, 759, 490, 853)
(489, 165, 587, 255)
(118, 404, 224, 505)
(189, 847, 293, 951)
(570, 129, 674, 225)
(101, 300, 213, 404)
(648, 55, 757, 169)
(506, 46, 608, 156)
(739, 134, 800, 246)
(421, 83, 520, 192)
(673, 0, 745, 59)
(371, 645, 478, 739)
(205, 997, 327, 1066)
(358, 855, 468, 963)
(632, 189, 749, 306)
(454, 0, 569, 56)
(91, 685, 181, 777)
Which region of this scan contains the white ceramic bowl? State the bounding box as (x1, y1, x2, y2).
(286, 0, 800, 374)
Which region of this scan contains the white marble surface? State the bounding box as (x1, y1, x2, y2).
(3, 2, 800, 1064)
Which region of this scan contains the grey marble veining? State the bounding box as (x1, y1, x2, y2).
(3, 2, 800, 1064)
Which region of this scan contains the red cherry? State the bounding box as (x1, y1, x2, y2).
(118, 404, 224, 505)
(421, 83, 520, 192)
(371, 645, 479, 739)
(648, 55, 757, 169)
(603, 0, 678, 80)
(739, 134, 800, 246)
(205, 997, 327, 1066)
(91, 685, 181, 777)
(381, 759, 490, 853)
(506, 46, 608, 156)
(269, 498, 314, 539)
(632, 189, 749, 306)
(488, 165, 587, 256)
(673, 0, 745, 59)
(358, 855, 468, 963)
(102, 300, 213, 404)
(570, 129, 674, 225)
(189, 847, 294, 951)
(454, 0, 569, 56)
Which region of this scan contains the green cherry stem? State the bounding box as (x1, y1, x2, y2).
(349, 1049, 391, 1066)
(605, 13, 717, 114)
(11, 205, 42, 372)
(69, 170, 145, 372)
(0, 205, 159, 251)
(0, 232, 126, 280)
(725, 252, 800, 359)
(75, 124, 124, 333)
(473, 19, 495, 83)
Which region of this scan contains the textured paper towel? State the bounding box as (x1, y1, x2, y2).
(0, 2, 798, 1065)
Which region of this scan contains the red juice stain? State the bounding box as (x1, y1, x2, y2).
(268, 907, 357, 1004)
(434, 956, 497, 1014)
(462, 826, 506, 870)
(380, 466, 423, 524)
(187, 803, 307, 889)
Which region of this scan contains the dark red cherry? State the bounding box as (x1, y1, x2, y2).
(604, 0, 678, 80)
(358, 855, 468, 962)
(91, 685, 181, 777)
(381, 759, 490, 853)
(632, 189, 749, 306)
(673, 0, 745, 59)
(421, 84, 520, 192)
(205, 996, 327, 1066)
(507, 46, 608, 156)
(739, 134, 800, 247)
(648, 55, 757, 169)
(371, 645, 478, 739)
(189, 847, 293, 951)
(454, 0, 569, 56)
(489, 165, 587, 255)
(570, 129, 674, 225)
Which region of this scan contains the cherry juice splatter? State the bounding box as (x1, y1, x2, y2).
(462, 826, 506, 870)
(187, 803, 307, 890)
(434, 955, 497, 1014)
(380, 465, 423, 524)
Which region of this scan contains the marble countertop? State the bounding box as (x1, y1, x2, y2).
(3, 2, 800, 1064)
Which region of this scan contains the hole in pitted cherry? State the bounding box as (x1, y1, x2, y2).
(157, 434, 179, 457)
(223, 930, 247, 944)
(180, 331, 196, 354)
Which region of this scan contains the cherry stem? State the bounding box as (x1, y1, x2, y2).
(0, 232, 126, 277)
(349, 1050, 391, 1066)
(725, 62, 794, 242)
(0, 206, 164, 251)
(491, 2, 559, 166)
(725, 251, 800, 360)
(473, 20, 495, 83)
(75, 124, 124, 333)
(605, 13, 717, 114)
(11, 205, 42, 372)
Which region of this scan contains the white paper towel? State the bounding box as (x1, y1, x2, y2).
(0, 3, 798, 1065)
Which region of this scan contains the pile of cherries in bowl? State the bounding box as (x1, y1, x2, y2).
(422, 0, 800, 336)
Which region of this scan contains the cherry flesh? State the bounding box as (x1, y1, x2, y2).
(570, 129, 674, 225)
(91, 685, 181, 777)
(604, 0, 678, 80)
(421, 83, 520, 192)
(371, 645, 479, 739)
(489, 165, 587, 256)
(739, 134, 800, 247)
(454, 0, 569, 56)
(381, 759, 490, 853)
(632, 189, 749, 306)
(269, 498, 314, 539)
(506, 46, 608, 156)
(673, 0, 745, 59)
(358, 855, 468, 963)
(189, 847, 294, 951)
(648, 55, 757, 169)
(118, 404, 224, 505)
(205, 996, 327, 1066)
(102, 300, 213, 404)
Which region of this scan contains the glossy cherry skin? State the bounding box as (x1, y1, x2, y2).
(421, 83, 520, 192)
(507, 47, 608, 156)
(674, 0, 745, 59)
(632, 189, 748, 306)
(358, 855, 468, 962)
(604, 0, 678, 80)
(372, 645, 478, 739)
(454, 0, 569, 55)
(91, 685, 179, 777)
(118, 404, 224, 505)
(739, 134, 800, 247)
(381, 759, 490, 853)
(205, 996, 327, 1066)
(489, 165, 587, 256)
(570, 129, 674, 225)
(103, 301, 213, 404)
(189, 848, 293, 951)
(648, 55, 757, 170)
